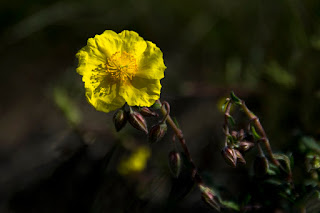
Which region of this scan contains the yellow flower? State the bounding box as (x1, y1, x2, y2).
(117, 146, 151, 175)
(76, 30, 166, 113)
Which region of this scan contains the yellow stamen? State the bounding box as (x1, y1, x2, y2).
(106, 51, 137, 83)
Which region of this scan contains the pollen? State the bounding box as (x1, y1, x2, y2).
(106, 51, 138, 83)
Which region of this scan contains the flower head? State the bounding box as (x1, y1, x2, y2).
(76, 30, 166, 113)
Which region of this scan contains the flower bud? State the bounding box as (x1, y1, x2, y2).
(168, 151, 181, 178)
(221, 146, 237, 167)
(310, 155, 320, 170)
(254, 155, 269, 177)
(199, 184, 221, 211)
(306, 154, 320, 171)
(128, 111, 148, 134)
(238, 129, 245, 141)
(113, 109, 127, 132)
(140, 107, 158, 117)
(148, 123, 167, 143)
(238, 141, 255, 152)
(231, 131, 238, 140)
(234, 149, 246, 165)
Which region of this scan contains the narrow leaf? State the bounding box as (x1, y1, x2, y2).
(221, 99, 230, 113)
(230, 91, 241, 105)
(227, 115, 236, 126)
(250, 126, 261, 140)
(273, 153, 292, 173)
(220, 200, 240, 211)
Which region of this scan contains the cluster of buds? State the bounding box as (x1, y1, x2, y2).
(113, 106, 168, 144)
(221, 146, 246, 168)
(231, 130, 255, 152)
(113, 106, 158, 134)
(222, 129, 254, 167)
(113, 107, 149, 134)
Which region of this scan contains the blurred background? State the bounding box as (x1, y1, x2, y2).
(1, 0, 320, 212)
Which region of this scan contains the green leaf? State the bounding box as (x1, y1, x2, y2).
(250, 126, 261, 140)
(289, 154, 294, 170)
(267, 163, 278, 176)
(314, 190, 320, 199)
(273, 153, 292, 173)
(227, 135, 235, 143)
(53, 87, 81, 125)
(267, 167, 277, 175)
(265, 178, 283, 186)
(304, 179, 319, 187)
(220, 200, 240, 211)
(301, 137, 320, 154)
(221, 99, 230, 113)
(230, 91, 241, 105)
(265, 61, 295, 89)
(227, 115, 236, 126)
(151, 102, 162, 110)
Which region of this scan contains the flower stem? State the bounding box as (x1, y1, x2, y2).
(156, 100, 203, 184)
(223, 98, 232, 147)
(239, 100, 280, 166)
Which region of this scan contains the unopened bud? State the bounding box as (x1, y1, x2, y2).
(128, 111, 148, 134)
(238, 141, 255, 152)
(231, 131, 238, 140)
(148, 123, 167, 143)
(254, 155, 269, 177)
(221, 146, 237, 167)
(199, 184, 221, 211)
(306, 154, 320, 171)
(310, 155, 320, 170)
(113, 109, 127, 132)
(234, 149, 246, 165)
(140, 107, 158, 117)
(238, 129, 245, 141)
(168, 151, 181, 178)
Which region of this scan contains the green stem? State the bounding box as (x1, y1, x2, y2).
(223, 99, 232, 147)
(240, 100, 280, 166)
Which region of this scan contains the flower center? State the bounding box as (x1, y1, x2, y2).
(106, 51, 137, 83)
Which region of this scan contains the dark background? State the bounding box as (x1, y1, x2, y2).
(1, 0, 320, 212)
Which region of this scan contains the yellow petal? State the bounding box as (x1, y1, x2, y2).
(85, 78, 126, 113)
(119, 77, 161, 107)
(136, 41, 166, 79)
(93, 30, 122, 58)
(76, 46, 103, 75)
(76, 30, 123, 75)
(119, 31, 166, 79)
(118, 30, 147, 59)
